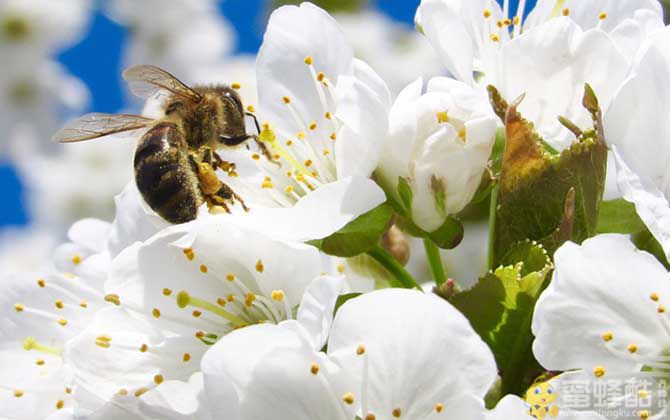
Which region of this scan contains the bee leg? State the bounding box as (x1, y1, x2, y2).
(211, 150, 237, 175)
(215, 182, 249, 212)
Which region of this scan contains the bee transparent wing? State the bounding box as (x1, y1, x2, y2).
(122, 65, 202, 102)
(53, 113, 155, 143)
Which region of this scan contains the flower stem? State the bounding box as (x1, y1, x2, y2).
(367, 245, 422, 290)
(488, 184, 500, 270)
(423, 238, 446, 287)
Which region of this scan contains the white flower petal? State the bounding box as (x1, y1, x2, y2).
(139, 373, 215, 420)
(296, 275, 344, 350)
(532, 235, 670, 373)
(328, 289, 497, 417)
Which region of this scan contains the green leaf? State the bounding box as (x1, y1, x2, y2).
(632, 229, 670, 270)
(317, 204, 393, 257)
(596, 199, 646, 234)
(272, 0, 365, 12)
(450, 241, 552, 397)
(488, 85, 608, 266)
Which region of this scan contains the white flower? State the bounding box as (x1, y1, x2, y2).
(191, 289, 497, 420)
(19, 139, 134, 230)
(605, 26, 670, 260)
(532, 234, 670, 418)
(0, 59, 88, 158)
(486, 395, 606, 420)
(224, 3, 389, 214)
(377, 77, 496, 232)
(416, 0, 661, 150)
(0, 0, 92, 56)
(105, 0, 234, 81)
(63, 216, 345, 407)
(0, 219, 113, 418)
(334, 10, 444, 95)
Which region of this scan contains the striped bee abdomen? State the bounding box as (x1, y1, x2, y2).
(134, 122, 203, 224)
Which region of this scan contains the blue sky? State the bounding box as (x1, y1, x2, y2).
(1, 0, 535, 227)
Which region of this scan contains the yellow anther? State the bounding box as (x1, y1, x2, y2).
(304, 159, 313, 167)
(65, 387, 72, 394)
(304, 56, 313, 65)
(152, 308, 161, 318)
(72, 254, 82, 265)
(246, 105, 256, 113)
(285, 185, 294, 194)
(639, 389, 650, 399)
(37, 278, 45, 288)
(153, 374, 164, 385)
(177, 291, 191, 308)
(435, 403, 444, 413)
(503, 18, 512, 26)
(271, 290, 285, 302)
(342, 392, 355, 405)
(650, 292, 659, 301)
(282, 96, 291, 104)
(117, 388, 129, 396)
(95, 335, 111, 348)
(323, 149, 330, 156)
(217, 297, 227, 306)
(640, 410, 651, 419)
(13, 389, 24, 398)
(602, 332, 613, 342)
(599, 12, 608, 20)
(593, 366, 606, 378)
(245, 293, 257, 307)
(286, 139, 293, 146)
(513, 16, 520, 25)
(392, 408, 402, 418)
(183, 248, 195, 261)
(104, 294, 121, 306)
(262, 177, 274, 189)
(337, 263, 345, 273)
(436, 111, 449, 123)
(458, 128, 467, 140)
(58, 318, 68, 327)
(297, 131, 306, 140)
(330, 132, 337, 141)
(483, 9, 492, 18)
(55, 300, 64, 309)
(658, 305, 666, 313)
(309, 122, 317, 130)
(497, 20, 504, 28)
(227, 294, 236, 302)
(252, 153, 260, 160)
(628, 344, 638, 353)
(365, 415, 376, 420)
(56, 400, 64, 409)
(226, 273, 235, 282)
(14, 303, 24, 312)
(195, 331, 205, 339)
(317, 72, 325, 82)
(256, 259, 264, 273)
(134, 388, 148, 397)
(490, 34, 500, 42)
(192, 310, 202, 318)
(231, 82, 241, 90)
(356, 345, 366, 355)
(562, 8, 570, 16)
(183, 353, 191, 362)
(200, 264, 208, 273)
(139, 343, 148, 353)
(36, 359, 45, 366)
(310, 363, 320, 375)
(79, 300, 88, 308)
(162, 288, 172, 296)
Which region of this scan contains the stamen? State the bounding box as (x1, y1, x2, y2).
(152, 308, 161, 318)
(104, 294, 121, 306)
(435, 403, 444, 412)
(593, 366, 606, 378)
(342, 392, 355, 405)
(231, 82, 241, 90)
(246, 105, 255, 113)
(162, 288, 172, 296)
(256, 260, 264, 273)
(183, 248, 195, 261)
(602, 332, 613, 342)
(37, 278, 45, 288)
(72, 254, 82, 265)
(23, 337, 62, 356)
(200, 264, 208, 274)
(436, 111, 449, 123)
(392, 408, 402, 417)
(176, 290, 248, 327)
(183, 353, 191, 362)
(311, 363, 320, 375)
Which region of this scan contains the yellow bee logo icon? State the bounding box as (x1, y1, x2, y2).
(524, 381, 560, 419)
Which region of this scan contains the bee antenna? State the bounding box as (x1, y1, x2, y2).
(246, 112, 261, 135)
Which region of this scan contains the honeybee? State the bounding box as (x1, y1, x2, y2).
(54, 65, 269, 224)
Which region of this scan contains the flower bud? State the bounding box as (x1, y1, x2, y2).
(378, 77, 497, 233)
